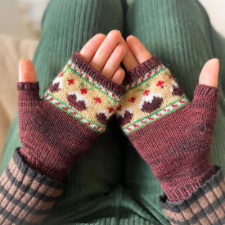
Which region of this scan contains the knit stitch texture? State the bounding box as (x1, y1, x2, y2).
(18, 51, 125, 181)
(117, 56, 219, 202)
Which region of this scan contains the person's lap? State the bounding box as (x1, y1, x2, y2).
(0, 0, 225, 224)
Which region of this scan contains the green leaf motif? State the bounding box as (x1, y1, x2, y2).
(138, 88, 144, 92)
(145, 83, 150, 89)
(165, 72, 170, 76)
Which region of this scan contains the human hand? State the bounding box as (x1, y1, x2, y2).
(116, 35, 220, 202)
(18, 30, 126, 181)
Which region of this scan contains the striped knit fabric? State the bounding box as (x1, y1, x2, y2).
(160, 165, 225, 225)
(0, 148, 65, 225)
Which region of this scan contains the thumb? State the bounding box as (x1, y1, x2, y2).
(18, 58, 40, 108)
(19, 58, 37, 82)
(192, 59, 220, 118)
(199, 58, 219, 87)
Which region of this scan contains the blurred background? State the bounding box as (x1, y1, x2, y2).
(0, 0, 224, 159)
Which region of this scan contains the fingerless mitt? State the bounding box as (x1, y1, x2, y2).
(18, 51, 125, 181)
(116, 56, 219, 202)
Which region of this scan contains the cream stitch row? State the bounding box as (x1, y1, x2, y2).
(67, 59, 121, 102)
(123, 96, 189, 134)
(45, 92, 105, 133)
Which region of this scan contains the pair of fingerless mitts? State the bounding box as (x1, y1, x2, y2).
(18, 51, 219, 202)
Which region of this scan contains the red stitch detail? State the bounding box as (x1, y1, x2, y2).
(59, 72, 64, 77)
(108, 107, 114, 113)
(55, 103, 60, 105)
(148, 117, 154, 120)
(156, 80, 164, 88)
(143, 90, 150, 96)
(133, 124, 139, 128)
(147, 72, 152, 78)
(117, 105, 122, 111)
(171, 104, 178, 107)
(63, 107, 69, 110)
(86, 122, 91, 125)
(127, 128, 132, 131)
(80, 88, 87, 95)
(49, 98, 53, 101)
(129, 97, 136, 103)
(180, 100, 185, 103)
(85, 74, 89, 81)
(94, 97, 101, 103)
(68, 79, 74, 85)
(156, 113, 162, 116)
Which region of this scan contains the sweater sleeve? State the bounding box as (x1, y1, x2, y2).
(160, 165, 225, 225)
(0, 148, 65, 225)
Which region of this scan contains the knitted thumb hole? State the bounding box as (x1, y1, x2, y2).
(190, 84, 219, 129)
(17, 82, 41, 109)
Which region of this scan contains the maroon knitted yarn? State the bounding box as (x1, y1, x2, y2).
(18, 51, 124, 181)
(118, 56, 219, 202)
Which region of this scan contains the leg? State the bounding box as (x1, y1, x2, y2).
(122, 0, 225, 223)
(0, 0, 125, 223)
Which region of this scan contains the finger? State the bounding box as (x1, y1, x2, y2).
(19, 58, 37, 82)
(79, 33, 106, 63)
(119, 36, 139, 72)
(126, 35, 152, 64)
(199, 58, 219, 87)
(89, 30, 122, 72)
(100, 43, 126, 79)
(111, 65, 125, 85)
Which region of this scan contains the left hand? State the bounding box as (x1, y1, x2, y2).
(118, 35, 220, 202)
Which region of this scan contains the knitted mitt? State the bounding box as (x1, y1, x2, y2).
(116, 56, 219, 202)
(18, 51, 125, 181)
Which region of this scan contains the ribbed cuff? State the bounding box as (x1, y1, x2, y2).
(160, 161, 216, 202)
(16, 148, 66, 186)
(194, 84, 219, 102)
(71, 51, 125, 96)
(17, 81, 40, 91)
(123, 55, 162, 85)
(160, 165, 225, 225)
